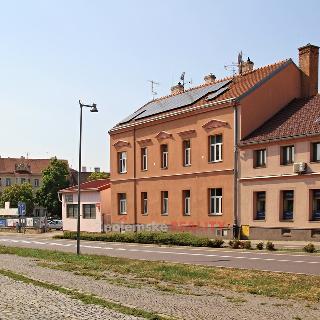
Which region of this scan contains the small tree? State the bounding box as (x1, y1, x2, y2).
(87, 171, 109, 181)
(0, 183, 34, 215)
(36, 157, 69, 217)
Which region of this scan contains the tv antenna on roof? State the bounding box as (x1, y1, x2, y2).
(179, 72, 192, 88)
(224, 51, 244, 76)
(148, 80, 160, 100)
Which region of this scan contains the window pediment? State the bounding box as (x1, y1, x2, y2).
(177, 129, 196, 139)
(137, 138, 153, 147)
(155, 131, 173, 140)
(202, 119, 228, 130)
(113, 140, 130, 148)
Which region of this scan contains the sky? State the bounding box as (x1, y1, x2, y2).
(0, 0, 319, 171)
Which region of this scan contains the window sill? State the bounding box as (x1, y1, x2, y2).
(309, 219, 320, 223)
(161, 167, 168, 170)
(280, 163, 294, 167)
(161, 213, 168, 216)
(183, 214, 191, 216)
(253, 166, 266, 169)
(141, 213, 148, 216)
(253, 219, 266, 222)
(118, 213, 127, 215)
(141, 169, 148, 172)
(208, 160, 223, 164)
(279, 219, 294, 222)
(310, 160, 320, 164)
(119, 172, 127, 174)
(208, 213, 223, 216)
(183, 164, 192, 167)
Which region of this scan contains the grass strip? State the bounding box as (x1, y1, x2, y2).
(0, 245, 320, 302)
(0, 268, 173, 320)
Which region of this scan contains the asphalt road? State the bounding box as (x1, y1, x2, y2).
(0, 233, 320, 275)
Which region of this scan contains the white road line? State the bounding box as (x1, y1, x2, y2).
(1, 238, 320, 265)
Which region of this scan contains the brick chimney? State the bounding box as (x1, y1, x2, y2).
(204, 73, 216, 84)
(299, 43, 319, 97)
(241, 57, 254, 73)
(171, 82, 184, 94)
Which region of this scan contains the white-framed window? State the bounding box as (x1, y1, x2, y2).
(141, 192, 148, 215)
(183, 190, 191, 215)
(209, 134, 223, 162)
(83, 204, 96, 219)
(161, 191, 168, 215)
(65, 194, 73, 203)
(141, 147, 148, 171)
(183, 140, 191, 166)
(254, 149, 266, 167)
(312, 142, 320, 162)
(5, 178, 11, 186)
(118, 193, 127, 214)
(209, 188, 222, 215)
(161, 144, 168, 169)
(281, 145, 294, 165)
(34, 179, 39, 187)
(118, 152, 127, 173)
(66, 204, 78, 218)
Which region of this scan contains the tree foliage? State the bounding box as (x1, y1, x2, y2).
(87, 171, 109, 181)
(36, 157, 69, 217)
(0, 183, 34, 215)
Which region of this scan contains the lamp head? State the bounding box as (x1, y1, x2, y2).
(90, 103, 98, 112)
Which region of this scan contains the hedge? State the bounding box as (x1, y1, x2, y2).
(55, 231, 224, 248)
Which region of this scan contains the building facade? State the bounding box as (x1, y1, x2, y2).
(109, 44, 311, 238)
(240, 96, 320, 241)
(59, 179, 111, 233)
(0, 157, 57, 216)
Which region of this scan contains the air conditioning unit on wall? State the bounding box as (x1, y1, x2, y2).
(293, 162, 307, 174)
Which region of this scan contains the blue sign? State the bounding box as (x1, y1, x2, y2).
(18, 202, 26, 216)
(0, 219, 6, 228)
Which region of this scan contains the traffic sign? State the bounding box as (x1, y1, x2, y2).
(18, 202, 26, 216)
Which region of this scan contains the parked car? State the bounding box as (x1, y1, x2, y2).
(47, 219, 63, 230)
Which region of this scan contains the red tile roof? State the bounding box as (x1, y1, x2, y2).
(0, 157, 67, 174)
(241, 95, 320, 145)
(112, 59, 290, 130)
(60, 179, 110, 193)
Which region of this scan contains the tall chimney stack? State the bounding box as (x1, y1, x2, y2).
(298, 43, 319, 97)
(171, 82, 184, 95)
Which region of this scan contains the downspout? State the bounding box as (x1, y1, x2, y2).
(233, 102, 239, 239)
(133, 120, 137, 232)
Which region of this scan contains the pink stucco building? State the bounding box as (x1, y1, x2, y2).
(59, 179, 111, 233)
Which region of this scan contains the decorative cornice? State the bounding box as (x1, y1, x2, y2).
(155, 131, 173, 140)
(177, 129, 197, 139)
(202, 119, 228, 130)
(137, 138, 153, 147)
(113, 140, 130, 148)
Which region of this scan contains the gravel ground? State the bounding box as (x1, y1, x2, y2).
(0, 254, 319, 320)
(0, 273, 141, 320)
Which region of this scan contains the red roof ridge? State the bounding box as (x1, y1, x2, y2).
(60, 178, 110, 193)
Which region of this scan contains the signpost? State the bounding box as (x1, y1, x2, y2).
(18, 202, 26, 233)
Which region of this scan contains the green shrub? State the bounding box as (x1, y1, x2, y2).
(208, 239, 224, 248)
(229, 239, 243, 249)
(256, 242, 264, 250)
(244, 241, 252, 250)
(303, 243, 316, 253)
(266, 241, 276, 251)
(56, 231, 225, 248)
